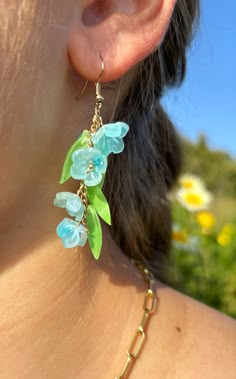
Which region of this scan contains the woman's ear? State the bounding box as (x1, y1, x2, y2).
(68, 0, 176, 82)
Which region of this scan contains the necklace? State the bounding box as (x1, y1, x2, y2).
(114, 260, 158, 379)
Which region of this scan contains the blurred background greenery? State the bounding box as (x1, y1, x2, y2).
(162, 2, 236, 319)
(168, 137, 236, 318)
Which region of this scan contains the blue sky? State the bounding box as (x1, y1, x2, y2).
(162, 1, 236, 158)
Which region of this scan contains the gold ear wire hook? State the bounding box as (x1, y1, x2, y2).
(95, 55, 105, 103)
(76, 55, 105, 101)
(96, 54, 105, 83)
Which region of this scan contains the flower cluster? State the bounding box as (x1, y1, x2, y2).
(56, 218, 88, 248)
(171, 173, 215, 252)
(54, 122, 129, 250)
(170, 172, 236, 317)
(70, 122, 129, 187)
(172, 173, 236, 252)
(71, 148, 107, 187)
(176, 173, 213, 212)
(53, 192, 87, 248)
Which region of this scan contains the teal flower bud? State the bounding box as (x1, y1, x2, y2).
(54, 192, 85, 221)
(56, 218, 88, 248)
(71, 148, 107, 186)
(91, 122, 129, 156)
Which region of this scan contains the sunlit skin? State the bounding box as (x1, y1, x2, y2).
(0, 1, 236, 378)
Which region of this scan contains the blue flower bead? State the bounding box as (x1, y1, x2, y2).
(70, 147, 107, 186)
(91, 122, 129, 157)
(54, 192, 85, 221)
(56, 218, 88, 248)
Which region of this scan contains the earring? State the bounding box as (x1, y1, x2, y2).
(53, 57, 129, 260)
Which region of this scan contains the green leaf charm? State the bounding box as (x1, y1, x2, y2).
(87, 186, 111, 225)
(59, 130, 90, 184)
(86, 205, 102, 260)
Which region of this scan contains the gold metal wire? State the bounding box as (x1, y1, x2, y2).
(114, 261, 157, 379)
(77, 54, 105, 100)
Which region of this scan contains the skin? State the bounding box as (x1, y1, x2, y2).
(0, 1, 236, 378)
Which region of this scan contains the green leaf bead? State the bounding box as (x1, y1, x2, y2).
(87, 186, 111, 225)
(86, 205, 102, 260)
(59, 130, 90, 184)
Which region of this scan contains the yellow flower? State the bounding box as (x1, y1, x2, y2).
(197, 211, 216, 231)
(172, 225, 199, 252)
(217, 224, 235, 247)
(176, 187, 213, 212)
(179, 174, 205, 191)
(222, 224, 235, 235)
(217, 233, 231, 247)
(172, 229, 188, 244)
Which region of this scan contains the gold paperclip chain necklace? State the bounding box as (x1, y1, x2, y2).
(114, 259, 157, 379)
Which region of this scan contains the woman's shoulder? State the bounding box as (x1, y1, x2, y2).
(140, 282, 236, 378)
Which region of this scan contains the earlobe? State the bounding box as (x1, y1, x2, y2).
(68, 0, 176, 82)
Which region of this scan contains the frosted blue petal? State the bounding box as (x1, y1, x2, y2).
(71, 148, 90, 163)
(77, 224, 88, 246)
(92, 128, 105, 143)
(85, 170, 102, 186)
(96, 141, 109, 156)
(66, 197, 82, 213)
(70, 163, 87, 180)
(91, 122, 129, 157)
(97, 137, 124, 156)
(66, 197, 85, 221)
(118, 122, 129, 137)
(54, 192, 76, 208)
(92, 153, 107, 173)
(56, 218, 87, 248)
(56, 218, 80, 248)
(70, 147, 107, 185)
(109, 138, 124, 154)
(54, 192, 85, 221)
(103, 123, 122, 137)
(72, 148, 101, 162)
(71, 149, 92, 179)
(91, 131, 107, 155)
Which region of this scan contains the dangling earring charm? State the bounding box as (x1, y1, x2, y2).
(53, 57, 129, 259)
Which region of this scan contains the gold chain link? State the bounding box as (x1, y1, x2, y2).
(114, 260, 157, 379)
(76, 82, 104, 226)
(90, 81, 104, 135)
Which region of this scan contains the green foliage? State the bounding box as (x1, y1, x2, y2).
(182, 135, 236, 197)
(168, 217, 236, 318)
(87, 185, 111, 225)
(86, 205, 102, 260)
(168, 170, 236, 318)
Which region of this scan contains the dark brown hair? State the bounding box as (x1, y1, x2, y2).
(104, 0, 200, 282)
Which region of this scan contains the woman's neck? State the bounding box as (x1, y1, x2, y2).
(0, 190, 148, 378)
